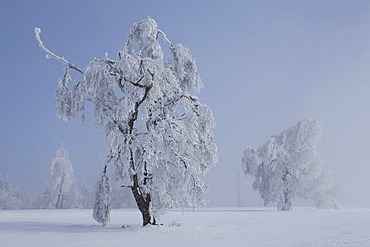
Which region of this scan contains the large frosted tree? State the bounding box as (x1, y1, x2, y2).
(242, 119, 339, 211)
(35, 17, 217, 225)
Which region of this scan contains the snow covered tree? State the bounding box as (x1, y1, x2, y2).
(93, 165, 112, 226)
(33, 183, 54, 209)
(35, 17, 217, 225)
(242, 119, 339, 211)
(78, 185, 95, 209)
(49, 144, 76, 209)
(0, 175, 24, 210)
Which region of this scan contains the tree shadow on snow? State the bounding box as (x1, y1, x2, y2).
(0, 221, 141, 234)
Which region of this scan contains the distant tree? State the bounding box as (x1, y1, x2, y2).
(33, 183, 54, 209)
(242, 119, 340, 211)
(93, 165, 112, 226)
(0, 175, 24, 210)
(236, 170, 242, 207)
(111, 184, 136, 209)
(78, 185, 95, 209)
(49, 144, 77, 209)
(35, 17, 217, 225)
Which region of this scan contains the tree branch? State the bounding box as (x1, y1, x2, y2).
(124, 75, 145, 88)
(34, 27, 84, 74)
(157, 29, 173, 48)
(123, 60, 148, 88)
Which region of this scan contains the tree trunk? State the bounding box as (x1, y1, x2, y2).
(55, 176, 65, 209)
(278, 188, 292, 211)
(278, 168, 292, 211)
(131, 174, 152, 226)
(56, 186, 63, 209)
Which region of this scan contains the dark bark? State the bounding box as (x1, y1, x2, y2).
(279, 168, 292, 211)
(125, 81, 154, 226)
(55, 176, 65, 209)
(280, 188, 291, 211)
(55, 191, 61, 209)
(131, 174, 152, 226)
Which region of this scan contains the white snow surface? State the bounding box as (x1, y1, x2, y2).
(1, 208, 369, 247)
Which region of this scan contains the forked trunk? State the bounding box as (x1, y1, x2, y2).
(131, 174, 152, 226)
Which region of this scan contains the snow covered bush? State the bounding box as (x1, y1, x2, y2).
(35, 17, 217, 225)
(78, 185, 95, 209)
(0, 175, 24, 210)
(93, 165, 112, 226)
(242, 119, 340, 210)
(33, 183, 54, 209)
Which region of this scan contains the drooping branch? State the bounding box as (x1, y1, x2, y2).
(157, 29, 173, 48)
(35, 27, 84, 74)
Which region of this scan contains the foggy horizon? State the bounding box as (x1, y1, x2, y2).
(1, 0, 370, 208)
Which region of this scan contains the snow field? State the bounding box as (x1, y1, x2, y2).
(1, 208, 370, 247)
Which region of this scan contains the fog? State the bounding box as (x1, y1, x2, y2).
(1, 0, 370, 207)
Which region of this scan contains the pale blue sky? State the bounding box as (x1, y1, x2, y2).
(1, 0, 370, 206)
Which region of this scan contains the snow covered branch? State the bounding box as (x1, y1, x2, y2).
(157, 29, 173, 48)
(34, 27, 83, 74)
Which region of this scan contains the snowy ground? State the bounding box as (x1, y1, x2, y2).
(1, 208, 370, 247)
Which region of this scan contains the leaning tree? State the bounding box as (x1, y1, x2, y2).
(242, 119, 339, 211)
(35, 17, 217, 225)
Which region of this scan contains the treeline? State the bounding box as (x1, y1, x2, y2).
(0, 144, 137, 210)
(0, 174, 136, 210)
